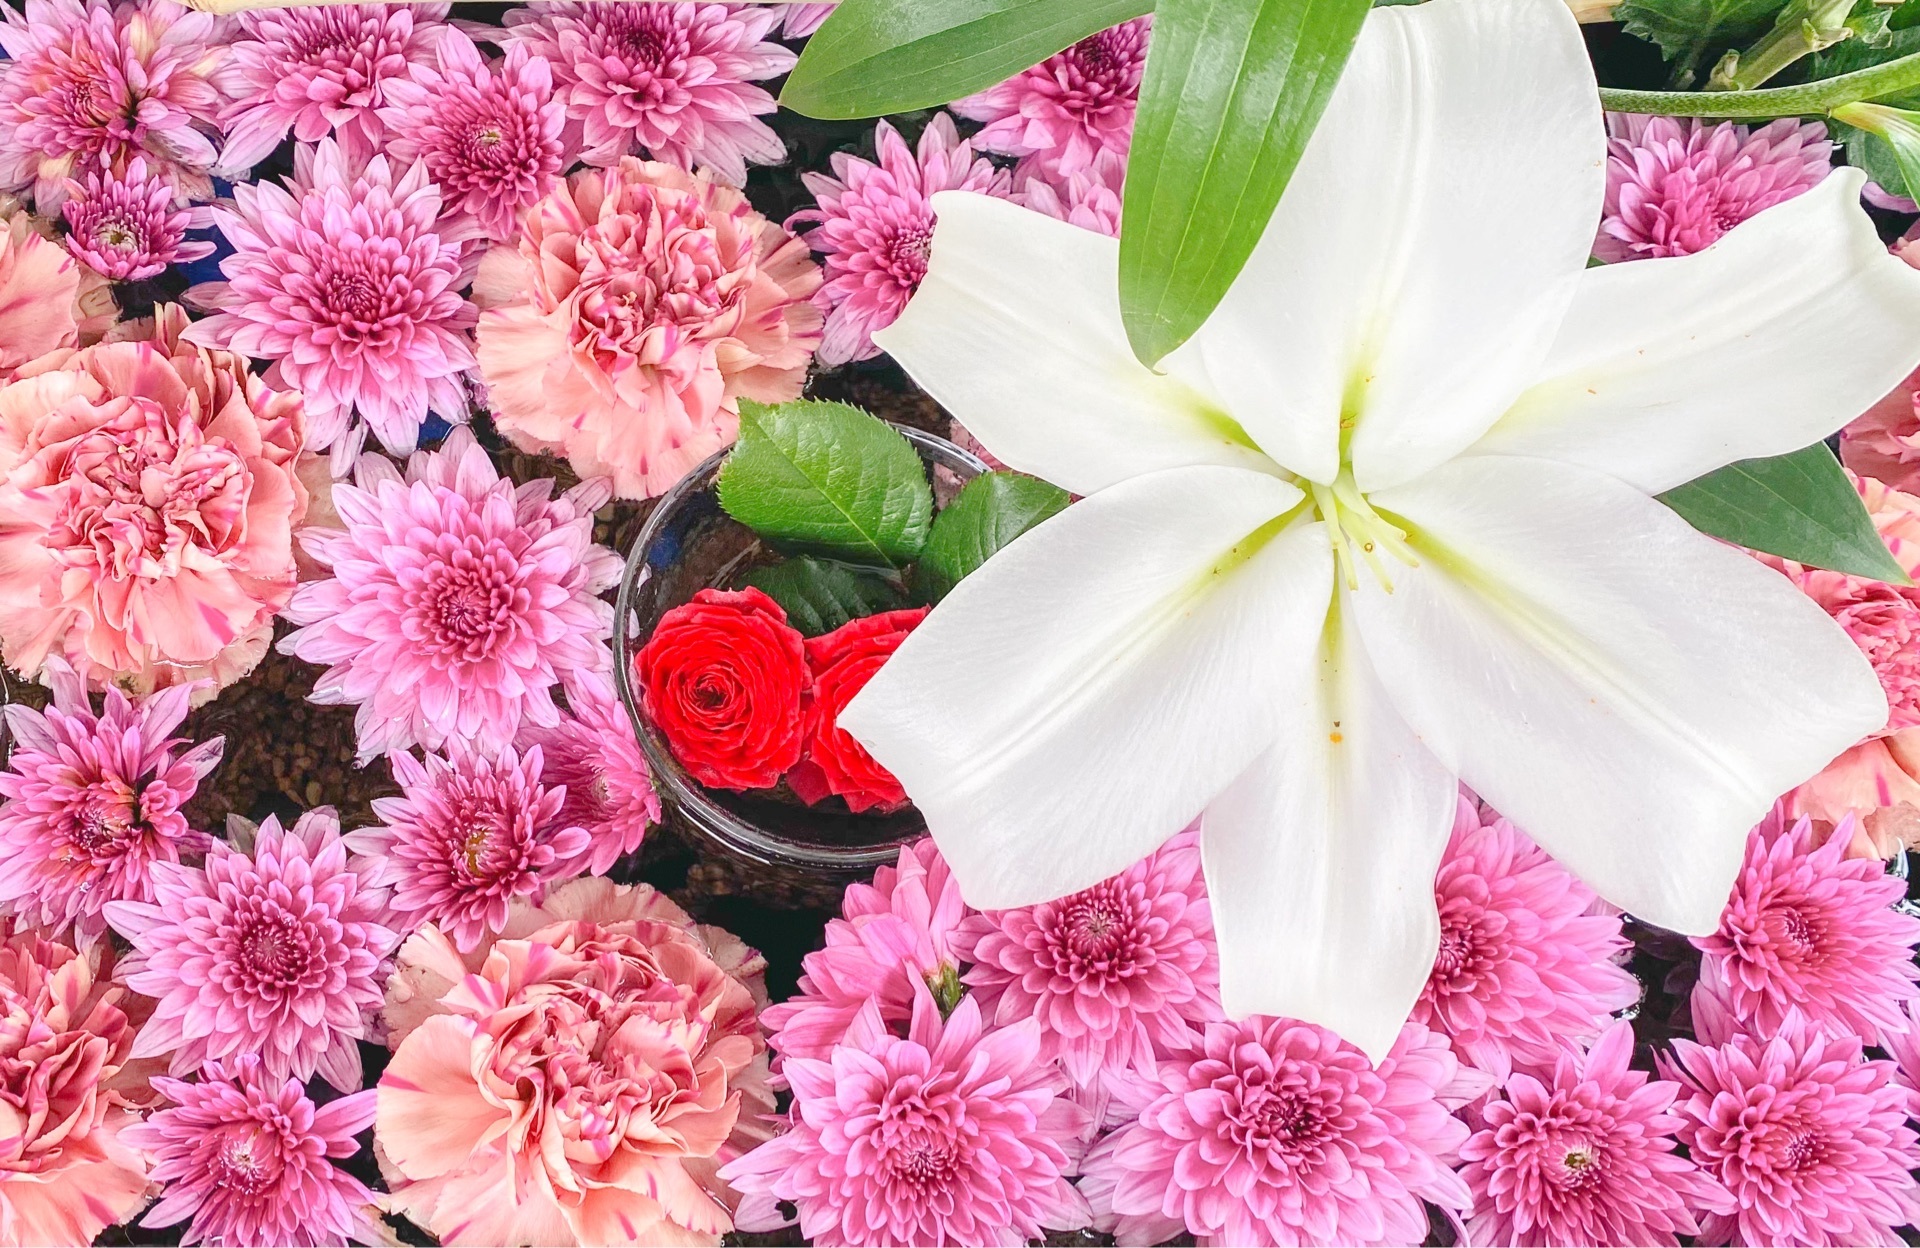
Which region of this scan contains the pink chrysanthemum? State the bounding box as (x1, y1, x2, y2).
(346, 746, 591, 951)
(378, 28, 573, 244)
(1881, 996, 1920, 1094)
(1015, 147, 1124, 237)
(104, 807, 398, 1093)
(213, 3, 449, 175)
(1412, 797, 1641, 1080)
(0, 660, 220, 942)
(1080, 1018, 1489, 1247)
(957, 827, 1218, 1094)
(123, 1054, 380, 1248)
(761, 837, 970, 1067)
(955, 18, 1149, 177)
(497, 2, 794, 185)
(60, 155, 212, 280)
(0, 0, 224, 211)
(514, 669, 660, 877)
(722, 986, 1090, 1247)
(1692, 813, 1920, 1045)
(1460, 1020, 1732, 1247)
(279, 427, 619, 761)
(184, 139, 477, 460)
(1596, 115, 1832, 262)
(781, 1, 836, 36)
(789, 114, 1009, 367)
(1663, 1014, 1920, 1247)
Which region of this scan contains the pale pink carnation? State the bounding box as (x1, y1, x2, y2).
(1596, 114, 1832, 262)
(1413, 796, 1640, 1081)
(0, 303, 309, 694)
(279, 427, 619, 762)
(721, 987, 1090, 1247)
(1014, 147, 1124, 237)
(124, 1054, 380, 1248)
(780, 1, 836, 36)
(475, 158, 821, 500)
(1460, 1019, 1732, 1247)
(954, 18, 1149, 177)
(496, 1, 793, 183)
(0, 207, 110, 376)
(104, 807, 398, 1093)
(789, 114, 1009, 367)
(514, 669, 660, 877)
(1663, 1014, 1920, 1247)
(184, 139, 477, 460)
(376, 876, 773, 1246)
(212, 4, 448, 175)
(61, 156, 213, 281)
(1080, 1018, 1489, 1247)
(0, 0, 225, 211)
(378, 28, 573, 244)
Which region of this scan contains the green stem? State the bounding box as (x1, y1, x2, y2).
(1600, 49, 1920, 115)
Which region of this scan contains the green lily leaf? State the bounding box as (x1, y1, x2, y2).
(738, 556, 906, 636)
(917, 471, 1073, 602)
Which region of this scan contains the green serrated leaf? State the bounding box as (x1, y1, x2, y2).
(1616, 0, 1788, 79)
(739, 556, 905, 636)
(717, 400, 934, 568)
(1809, 19, 1920, 71)
(1118, 0, 1370, 366)
(781, 0, 1150, 120)
(1659, 442, 1910, 583)
(917, 472, 1072, 603)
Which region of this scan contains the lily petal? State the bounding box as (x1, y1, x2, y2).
(1471, 170, 1920, 492)
(1356, 455, 1886, 934)
(1191, 0, 1603, 490)
(841, 465, 1331, 909)
(1201, 603, 1455, 1064)
(872, 193, 1278, 496)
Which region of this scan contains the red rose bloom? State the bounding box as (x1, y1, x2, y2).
(790, 607, 929, 813)
(637, 587, 810, 790)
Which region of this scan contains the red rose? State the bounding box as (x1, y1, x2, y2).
(636, 587, 810, 790)
(789, 607, 929, 813)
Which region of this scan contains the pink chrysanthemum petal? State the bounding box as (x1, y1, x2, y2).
(1014, 147, 1124, 237)
(514, 668, 660, 877)
(953, 18, 1149, 178)
(61, 155, 213, 280)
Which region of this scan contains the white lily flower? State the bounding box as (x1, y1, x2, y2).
(839, 0, 1920, 1060)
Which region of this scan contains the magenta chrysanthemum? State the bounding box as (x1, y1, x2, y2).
(213, 3, 449, 175)
(103, 807, 398, 1093)
(1663, 1014, 1920, 1247)
(1596, 114, 1832, 262)
(183, 139, 477, 460)
(278, 427, 620, 762)
(378, 28, 573, 243)
(789, 114, 1009, 367)
(1460, 1019, 1732, 1247)
(60, 155, 212, 280)
(1412, 797, 1641, 1080)
(956, 827, 1218, 1094)
(123, 1054, 380, 1248)
(513, 669, 660, 877)
(346, 745, 591, 951)
(954, 18, 1149, 177)
(720, 987, 1090, 1247)
(496, 2, 794, 185)
(1692, 813, 1920, 1045)
(0, 660, 220, 942)
(0, 0, 225, 211)
(1015, 147, 1124, 237)
(1080, 1018, 1488, 1247)
(781, 1, 836, 36)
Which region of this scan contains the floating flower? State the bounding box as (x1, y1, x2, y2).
(279, 427, 619, 762)
(789, 115, 1009, 367)
(376, 876, 772, 1247)
(1079, 1018, 1487, 1246)
(721, 987, 1089, 1247)
(105, 807, 398, 1092)
(789, 607, 929, 812)
(1460, 1019, 1731, 1248)
(184, 138, 477, 460)
(378, 27, 573, 243)
(1596, 114, 1832, 262)
(1014, 147, 1125, 237)
(1664, 1014, 1920, 1247)
(954, 18, 1148, 177)
(124, 1054, 380, 1248)
(60, 156, 213, 281)
(0, 303, 309, 694)
(840, 0, 1919, 1056)
(475, 158, 821, 499)
(515, 669, 660, 878)
(213, 4, 448, 175)
(0, 0, 225, 210)
(0, 205, 111, 377)
(496, 1, 793, 184)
